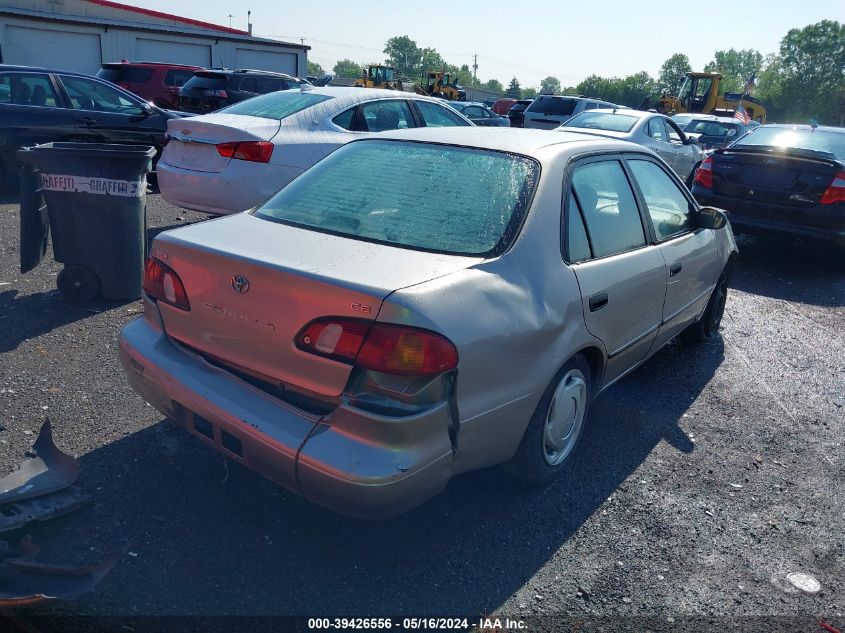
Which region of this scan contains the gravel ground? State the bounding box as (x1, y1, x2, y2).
(0, 191, 843, 629)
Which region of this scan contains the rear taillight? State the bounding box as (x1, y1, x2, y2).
(202, 89, 228, 98)
(216, 141, 274, 163)
(692, 155, 713, 189)
(820, 170, 845, 205)
(296, 318, 458, 376)
(143, 257, 190, 311)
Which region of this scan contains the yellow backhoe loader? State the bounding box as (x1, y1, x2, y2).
(658, 72, 767, 123)
(353, 65, 404, 90)
(414, 71, 466, 101)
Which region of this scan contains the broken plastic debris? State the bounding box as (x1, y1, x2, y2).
(786, 572, 821, 594)
(0, 419, 80, 506)
(728, 483, 743, 489)
(0, 553, 118, 606)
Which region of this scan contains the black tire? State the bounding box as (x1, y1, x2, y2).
(505, 354, 592, 485)
(57, 264, 101, 302)
(681, 274, 728, 343)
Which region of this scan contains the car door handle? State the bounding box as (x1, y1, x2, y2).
(669, 262, 683, 277)
(79, 117, 96, 126)
(589, 292, 609, 312)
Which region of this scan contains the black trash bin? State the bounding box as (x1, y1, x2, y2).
(17, 143, 156, 302)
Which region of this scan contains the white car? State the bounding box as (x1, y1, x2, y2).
(157, 87, 473, 215)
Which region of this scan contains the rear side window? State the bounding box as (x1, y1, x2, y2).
(255, 140, 539, 256)
(628, 160, 693, 240)
(647, 118, 668, 141)
(0, 73, 59, 107)
(415, 101, 471, 127)
(164, 69, 195, 87)
(219, 91, 331, 120)
(255, 76, 288, 93)
(527, 97, 577, 116)
(360, 100, 414, 132)
(96, 67, 153, 84)
(571, 161, 645, 258)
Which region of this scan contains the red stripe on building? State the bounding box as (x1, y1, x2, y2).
(82, 0, 249, 35)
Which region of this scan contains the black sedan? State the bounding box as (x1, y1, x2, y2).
(449, 102, 510, 127)
(0, 65, 186, 188)
(691, 124, 845, 251)
(507, 98, 534, 128)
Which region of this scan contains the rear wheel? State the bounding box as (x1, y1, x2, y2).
(506, 355, 591, 485)
(57, 264, 100, 302)
(681, 274, 727, 342)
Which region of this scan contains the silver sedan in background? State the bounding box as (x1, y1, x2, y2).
(119, 128, 736, 518)
(559, 109, 704, 184)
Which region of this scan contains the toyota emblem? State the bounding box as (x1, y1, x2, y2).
(231, 275, 250, 294)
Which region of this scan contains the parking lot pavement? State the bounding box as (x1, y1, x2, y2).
(0, 191, 843, 620)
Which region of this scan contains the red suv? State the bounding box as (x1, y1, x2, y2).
(97, 61, 203, 109)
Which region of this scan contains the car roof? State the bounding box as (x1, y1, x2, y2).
(101, 61, 203, 69)
(584, 108, 659, 119)
(363, 127, 639, 156)
(0, 64, 115, 80)
(292, 86, 449, 103)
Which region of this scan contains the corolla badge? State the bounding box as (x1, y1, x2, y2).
(231, 275, 250, 294)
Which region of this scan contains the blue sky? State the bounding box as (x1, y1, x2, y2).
(124, 0, 844, 87)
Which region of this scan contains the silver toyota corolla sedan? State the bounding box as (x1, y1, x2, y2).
(559, 109, 704, 185)
(119, 128, 737, 518)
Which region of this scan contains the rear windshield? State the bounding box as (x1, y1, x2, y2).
(183, 74, 227, 90)
(563, 111, 637, 132)
(527, 97, 576, 116)
(219, 91, 331, 120)
(97, 67, 153, 83)
(255, 140, 540, 256)
(734, 127, 845, 159)
(685, 119, 740, 137)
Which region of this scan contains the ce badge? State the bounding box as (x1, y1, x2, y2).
(231, 274, 250, 294)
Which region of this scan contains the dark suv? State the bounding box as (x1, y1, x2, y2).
(178, 69, 304, 113)
(97, 61, 203, 109)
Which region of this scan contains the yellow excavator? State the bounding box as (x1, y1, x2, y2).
(414, 71, 466, 101)
(658, 71, 767, 123)
(353, 65, 404, 90)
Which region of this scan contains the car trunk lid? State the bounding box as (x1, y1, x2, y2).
(162, 114, 280, 173)
(151, 213, 480, 397)
(712, 147, 841, 208)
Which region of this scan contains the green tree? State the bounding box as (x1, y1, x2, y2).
(307, 61, 324, 77)
(657, 53, 691, 94)
(333, 59, 364, 79)
(420, 47, 445, 73)
(777, 20, 845, 124)
(384, 35, 422, 78)
(540, 76, 561, 95)
(481, 79, 504, 93)
(576, 74, 613, 100)
(703, 48, 763, 93)
(561, 86, 579, 96)
(332, 59, 364, 79)
(505, 77, 521, 98)
(522, 87, 538, 99)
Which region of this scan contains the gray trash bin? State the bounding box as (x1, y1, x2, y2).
(17, 143, 156, 301)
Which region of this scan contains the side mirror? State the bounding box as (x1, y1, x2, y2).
(697, 206, 728, 230)
(141, 103, 154, 116)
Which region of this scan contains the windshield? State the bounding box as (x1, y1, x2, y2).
(219, 91, 332, 120)
(563, 112, 637, 132)
(734, 127, 845, 159)
(527, 97, 577, 116)
(255, 140, 539, 256)
(685, 120, 740, 137)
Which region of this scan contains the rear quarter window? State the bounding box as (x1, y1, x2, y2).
(255, 140, 539, 256)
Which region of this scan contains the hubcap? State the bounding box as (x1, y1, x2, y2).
(543, 368, 587, 466)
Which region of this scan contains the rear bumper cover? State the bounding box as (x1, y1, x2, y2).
(694, 191, 845, 247)
(118, 316, 453, 519)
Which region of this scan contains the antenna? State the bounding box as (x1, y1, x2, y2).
(247, 10, 252, 35)
(227, 13, 233, 27)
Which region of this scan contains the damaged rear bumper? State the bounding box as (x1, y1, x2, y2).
(117, 316, 453, 519)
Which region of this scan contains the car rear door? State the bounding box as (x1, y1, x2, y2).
(563, 156, 667, 386)
(645, 116, 677, 168)
(57, 75, 163, 147)
(626, 157, 719, 345)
